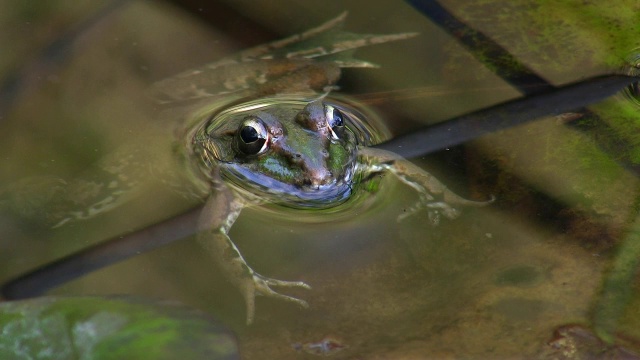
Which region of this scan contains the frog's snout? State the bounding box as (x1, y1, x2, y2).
(288, 146, 334, 187)
(303, 167, 333, 187)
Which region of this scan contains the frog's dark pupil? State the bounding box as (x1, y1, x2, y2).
(238, 124, 267, 155)
(240, 126, 259, 143)
(332, 109, 344, 128)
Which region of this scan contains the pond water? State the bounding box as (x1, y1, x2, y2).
(1, 0, 640, 358)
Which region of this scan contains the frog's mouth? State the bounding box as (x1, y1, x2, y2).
(221, 163, 355, 208)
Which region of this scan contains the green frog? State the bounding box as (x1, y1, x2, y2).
(189, 96, 491, 324)
(1, 13, 492, 324)
(150, 13, 492, 324)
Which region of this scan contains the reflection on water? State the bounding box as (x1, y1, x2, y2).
(2, 0, 640, 358)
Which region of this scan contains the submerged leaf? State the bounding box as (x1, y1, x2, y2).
(0, 296, 238, 360)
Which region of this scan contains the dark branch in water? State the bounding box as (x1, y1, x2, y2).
(2, 206, 202, 299)
(407, 0, 640, 342)
(3, 74, 634, 300)
(3, 1, 638, 303)
(406, 0, 640, 179)
(374, 75, 637, 158)
(405, 0, 640, 176)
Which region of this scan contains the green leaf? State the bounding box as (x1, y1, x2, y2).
(0, 296, 238, 360)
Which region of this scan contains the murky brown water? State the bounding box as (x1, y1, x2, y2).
(2, 0, 640, 358)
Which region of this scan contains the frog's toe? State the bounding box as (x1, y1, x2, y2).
(398, 191, 493, 223)
(254, 274, 311, 307)
(427, 201, 460, 219)
(398, 199, 460, 225)
(240, 273, 311, 324)
(397, 200, 459, 224)
(259, 275, 312, 290)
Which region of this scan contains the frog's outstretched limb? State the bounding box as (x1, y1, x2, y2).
(358, 147, 493, 224)
(148, 12, 417, 104)
(206, 11, 418, 67)
(197, 186, 310, 325)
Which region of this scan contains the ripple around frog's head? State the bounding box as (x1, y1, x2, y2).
(619, 51, 640, 108)
(188, 94, 391, 217)
(621, 51, 640, 76)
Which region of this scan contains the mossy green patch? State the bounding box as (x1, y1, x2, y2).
(0, 297, 238, 360)
(448, 0, 640, 79)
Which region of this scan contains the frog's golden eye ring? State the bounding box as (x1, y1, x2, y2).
(237, 118, 269, 155)
(324, 105, 345, 140)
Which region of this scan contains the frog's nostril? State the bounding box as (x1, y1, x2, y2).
(304, 168, 332, 187)
(291, 154, 304, 166)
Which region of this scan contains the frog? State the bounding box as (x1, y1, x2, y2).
(189, 96, 491, 324)
(148, 13, 493, 324)
(0, 12, 492, 324)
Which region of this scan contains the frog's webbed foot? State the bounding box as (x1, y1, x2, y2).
(358, 147, 494, 225)
(398, 195, 454, 225)
(398, 191, 494, 224)
(199, 191, 312, 325)
(239, 271, 311, 325)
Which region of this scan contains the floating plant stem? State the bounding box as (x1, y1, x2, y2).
(1, 206, 202, 299)
(375, 75, 636, 158)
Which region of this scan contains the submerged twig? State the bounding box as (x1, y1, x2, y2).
(404, 0, 640, 178)
(2, 206, 202, 299)
(3, 74, 634, 300)
(374, 75, 636, 158)
(3, 2, 638, 304)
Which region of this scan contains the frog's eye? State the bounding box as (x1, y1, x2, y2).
(325, 105, 344, 139)
(237, 118, 268, 155)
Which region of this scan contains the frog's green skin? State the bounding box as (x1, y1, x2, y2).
(0, 13, 491, 324)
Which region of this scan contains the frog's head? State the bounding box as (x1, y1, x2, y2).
(194, 97, 359, 207)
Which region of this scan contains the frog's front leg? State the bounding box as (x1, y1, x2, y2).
(359, 147, 493, 224)
(197, 185, 310, 324)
